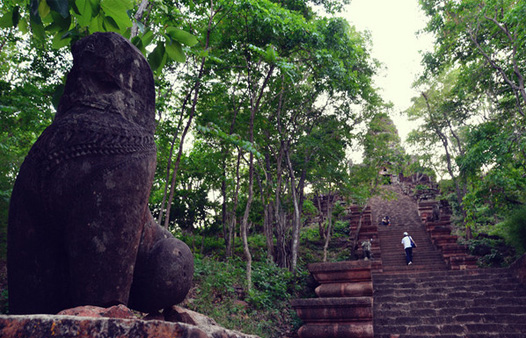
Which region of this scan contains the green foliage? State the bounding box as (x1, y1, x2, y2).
(408, 0, 526, 239)
(190, 256, 306, 337)
(300, 226, 321, 243)
(248, 261, 300, 310)
(332, 220, 349, 238)
(302, 199, 318, 218)
(495, 206, 526, 255)
(414, 184, 429, 192)
(464, 236, 516, 267)
(196, 123, 263, 159)
(1, 0, 197, 75)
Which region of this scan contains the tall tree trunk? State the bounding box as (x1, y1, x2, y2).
(226, 151, 242, 257)
(221, 154, 228, 249)
(255, 162, 274, 263)
(274, 142, 287, 268)
(160, 3, 216, 228)
(240, 33, 275, 284)
(285, 143, 301, 272)
(422, 92, 470, 238)
(157, 95, 188, 225)
(240, 151, 254, 291)
(222, 86, 242, 255)
(316, 192, 326, 240)
(322, 194, 334, 262)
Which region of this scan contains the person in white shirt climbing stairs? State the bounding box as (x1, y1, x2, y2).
(401, 232, 417, 265)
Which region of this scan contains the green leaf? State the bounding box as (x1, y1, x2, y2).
(39, 0, 51, 19)
(46, 0, 70, 18)
(30, 0, 42, 23)
(12, 6, 21, 27)
(18, 17, 29, 33)
(166, 27, 198, 47)
(51, 31, 70, 49)
(88, 13, 104, 33)
(103, 15, 120, 32)
(101, 0, 132, 31)
(147, 41, 166, 72)
(136, 20, 145, 34)
(75, 0, 92, 27)
(165, 39, 185, 63)
(90, 0, 101, 16)
(141, 30, 155, 47)
(0, 8, 14, 28)
(265, 45, 277, 63)
(46, 11, 71, 33)
(132, 36, 147, 55)
(30, 15, 46, 40)
(156, 52, 168, 75)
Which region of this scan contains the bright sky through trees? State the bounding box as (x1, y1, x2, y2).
(343, 0, 434, 142)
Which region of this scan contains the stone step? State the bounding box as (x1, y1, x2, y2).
(292, 297, 372, 323)
(374, 323, 526, 338)
(373, 269, 526, 338)
(366, 184, 526, 337)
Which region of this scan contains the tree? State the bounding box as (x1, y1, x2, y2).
(406, 69, 472, 235)
(413, 0, 526, 241)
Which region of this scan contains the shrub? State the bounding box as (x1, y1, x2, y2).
(333, 220, 349, 238)
(494, 206, 526, 255)
(248, 262, 299, 310)
(464, 235, 516, 267)
(189, 256, 307, 338)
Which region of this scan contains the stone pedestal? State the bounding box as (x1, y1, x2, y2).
(291, 261, 374, 338)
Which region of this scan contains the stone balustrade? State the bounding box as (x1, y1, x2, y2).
(346, 207, 382, 271)
(291, 261, 374, 338)
(417, 200, 478, 270)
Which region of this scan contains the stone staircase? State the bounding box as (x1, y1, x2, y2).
(373, 269, 526, 337)
(370, 184, 526, 337)
(369, 185, 447, 273)
(293, 184, 526, 338)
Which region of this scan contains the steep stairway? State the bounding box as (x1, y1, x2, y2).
(369, 185, 446, 273)
(369, 184, 526, 337)
(373, 269, 526, 338)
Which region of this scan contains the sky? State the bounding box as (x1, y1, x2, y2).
(341, 0, 434, 143)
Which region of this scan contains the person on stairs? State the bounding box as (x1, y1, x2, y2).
(401, 232, 416, 265)
(361, 238, 373, 260)
(381, 216, 391, 226)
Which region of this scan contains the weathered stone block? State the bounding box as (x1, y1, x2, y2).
(297, 322, 373, 338)
(315, 282, 373, 297)
(291, 297, 373, 322)
(308, 261, 372, 283)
